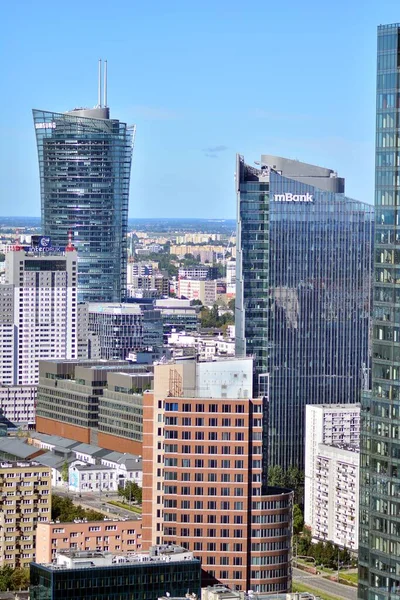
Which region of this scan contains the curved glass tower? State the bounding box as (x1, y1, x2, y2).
(33, 104, 134, 302)
(236, 155, 374, 470)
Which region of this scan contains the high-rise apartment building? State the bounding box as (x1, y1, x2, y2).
(358, 24, 400, 600)
(0, 460, 51, 568)
(236, 155, 373, 469)
(142, 358, 293, 593)
(2, 244, 77, 385)
(304, 404, 360, 550)
(33, 64, 134, 303)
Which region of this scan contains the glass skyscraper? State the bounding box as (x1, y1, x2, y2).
(359, 24, 400, 600)
(33, 104, 134, 302)
(236, 155, 373, 470)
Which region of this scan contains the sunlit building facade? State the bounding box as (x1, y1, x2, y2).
(33, 105, 134, 302)
(236, 155, 373, 470)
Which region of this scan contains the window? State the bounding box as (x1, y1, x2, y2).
(222, 404, 231, 413)
(182, 404, 191, 412)
(208, 501, 216, 510)
(195, 431, 204, 440)
(235, 446, 244, 455)
(222, 432, 231, 440)
(235, 460, 244, 469)
(208, 431, 218, 440)
(194, 501, 203, 509)
(195, 459, 203, 468)
(222, 418, 231, 427)
(208, 473, 217, 482)
(195, 473, 203, 481)
(195, 404, 204, 412)
(209, 404, 218, 413)
(195, 418, 204, 426)
(209, 418, 218, 427)
(207, 542, 216, 551)
(195, 445, 204, 454)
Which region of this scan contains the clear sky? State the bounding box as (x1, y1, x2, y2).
(0, 0, 399, 219)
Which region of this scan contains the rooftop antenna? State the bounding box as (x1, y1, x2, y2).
(98, 59, 102, 108)
(103, 59, 108, 107)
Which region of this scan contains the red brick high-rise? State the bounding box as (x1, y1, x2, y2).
(142, 358, 293, 593)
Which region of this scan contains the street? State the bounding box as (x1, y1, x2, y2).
(293, 567, 358, 600)
(53, 488, 142, 521)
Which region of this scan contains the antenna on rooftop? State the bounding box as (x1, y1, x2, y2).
(104, 60, 108, 107)
(98, 59, 102, 108)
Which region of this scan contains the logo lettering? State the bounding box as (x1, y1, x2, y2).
(273, 193, 313, 203)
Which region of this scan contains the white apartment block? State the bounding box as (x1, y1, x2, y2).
(0, 284, 15, 385)
(313, 444, 359, 550)
(226, 259, 236, 295)
(178, 266, 210, 280)
(304, 403, 360, 550)
(3, 246, 78, 385)
(178, 279, 216, 305)
(0, 385, 37, 425)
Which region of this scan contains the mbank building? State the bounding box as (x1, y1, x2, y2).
(236, 155, 373, 470)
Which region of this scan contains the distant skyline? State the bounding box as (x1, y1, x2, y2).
(0, 0, 398, 218)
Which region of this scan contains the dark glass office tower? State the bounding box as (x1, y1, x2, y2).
(236, 155, 373, 470)
(33, 88, 134, 302)
(358, 24, 400, 600)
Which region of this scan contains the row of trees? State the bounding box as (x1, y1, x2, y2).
(52, 495, 104, 522)
(118, 481, 142, 504)
(295, 527, 353, 568)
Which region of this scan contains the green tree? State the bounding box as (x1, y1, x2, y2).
(267, 465, 285, 487)
(228, 298, 235, 312)
(190, 299, 203, 306)
(293, 504, 304, 535)
(51, 495, 103, 521)
(0, 566, 13, 591)
(10, 568, 30, 591)
(61, 461, 69, 483)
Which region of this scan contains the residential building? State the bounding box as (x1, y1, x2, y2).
(226, 259, 236, 296)
(77, 302, 89, 359)
(304, 402, 360, 550)
(33, 64, 135, 303)
(30, 546, 201, 600)
(35, 519, 143, 563)
(0, 284, 14, 385)
(36, 359, 152, 453)
(304, 403, 360, 529)
(236, 154, 373, 470)
(178, 279, 217, 305)
(0, 385, 37, 426)
(312, 443, 359, 550)
(358, 23, 400, 600)
(178, 266, 210, 280)
(142, 358, 293, 593)
(4, 244, 78, 385)
(0, 461, 51, 568)
(128, 274, 169, 298)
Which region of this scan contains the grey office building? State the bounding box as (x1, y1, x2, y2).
(358, 24, 400, 600)
(236, 154, 373, 470)
(33, 62, 135, 302)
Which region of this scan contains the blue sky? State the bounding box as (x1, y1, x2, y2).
(0, 0, 399, 219)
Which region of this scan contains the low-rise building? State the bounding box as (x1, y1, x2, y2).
(0, 461, 51, 568)
(30, 546, 201, 600)
(35, 519, 143, 563)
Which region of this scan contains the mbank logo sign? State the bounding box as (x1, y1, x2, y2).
(273, 193, 314, 203)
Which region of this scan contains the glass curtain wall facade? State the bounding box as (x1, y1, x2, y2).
(236, 155, 373, 470)
(359, 24, 400, 600)
(33, 109, 134, 302)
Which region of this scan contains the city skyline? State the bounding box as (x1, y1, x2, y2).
(1, 0, 400, 219)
